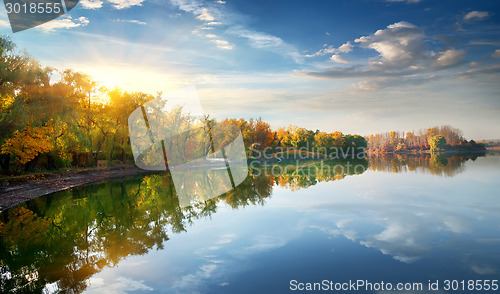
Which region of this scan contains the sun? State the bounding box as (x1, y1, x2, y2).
(68, 64, 191, 100)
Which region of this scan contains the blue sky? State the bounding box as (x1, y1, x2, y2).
(1, 0, 499, 139)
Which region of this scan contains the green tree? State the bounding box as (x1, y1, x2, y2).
(431, 153, 448, 167)
(342, 134, 367, 153)
(106, 88, 154, 162)
(430, 135, 447, 152)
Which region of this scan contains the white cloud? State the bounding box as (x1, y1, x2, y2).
(355, 21, 426, 69)
(228, 26, 303, 63)
(335, 219, 353, 229)
(239, 236, 287, 256)
(114, 19, 147, 25)
(86, 277, 153, 294)
(301, 21, 472, 91)
(306, 41, 353, 57)
(216, 0, 226, 3)
(306, 46, 335, 57)
(308, 21, 465, 75)
(200, 264, 218, 277)
(330, 54, 349, 64)
(352, 80, 381, 91)
(393, 256, 421, 263)
(459, 64, 500, 77)
(107, 0, 145, 9)
(37, 16, 89, 33)
(196, 7, 215, 21)
(338, 41, 353, 53)
(0, 19, 9, 28)
(171, 254, 226, 293)
(171, 0, 220, 25)
(212, 39, 234, 50)
(173, 0, 230, 52)
(216, 234, 237, 244)
(80, 0, 103, 9)
(492, 49, 500, 58)
(464, 11, 490, 21)
(471, 265, 496, 275)
(435, 49, 466, 67)
(350, 75, 442, 91)
(171, 0, 302, 63)
(231, 28, 283, 49)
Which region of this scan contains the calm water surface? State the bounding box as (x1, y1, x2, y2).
(1, 154, 499, 293)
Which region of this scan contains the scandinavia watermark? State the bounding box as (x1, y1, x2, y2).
(249, 159, 367, 178)
(250, 143, 367, 161)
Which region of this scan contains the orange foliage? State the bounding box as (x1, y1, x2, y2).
(1, 125, 53, 164)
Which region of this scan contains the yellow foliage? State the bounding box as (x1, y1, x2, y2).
(0, 94, 15, 109)
(1, 125, 53, 164)
(0, 207, 51, 246)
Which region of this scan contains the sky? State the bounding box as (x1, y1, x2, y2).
(1, 0, 499, 139)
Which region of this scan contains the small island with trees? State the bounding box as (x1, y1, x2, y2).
(366, 125, 487, 155)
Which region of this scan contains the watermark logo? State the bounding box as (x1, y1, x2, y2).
(128, 86, 248, 207)
(3, 0, 79, 32)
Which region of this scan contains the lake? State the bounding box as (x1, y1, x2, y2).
(1, 153, 499, 293)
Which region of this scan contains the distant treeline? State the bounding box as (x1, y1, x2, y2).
(222, 118, 367, 157)
(0, 36, 366, 174)
(366, 125, 486, 153)
(477, 139, 500, 147)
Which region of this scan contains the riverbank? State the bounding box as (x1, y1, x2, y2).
(0, 164, 153, 212)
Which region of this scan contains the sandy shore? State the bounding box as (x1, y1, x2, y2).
(0, 166, 153, 212)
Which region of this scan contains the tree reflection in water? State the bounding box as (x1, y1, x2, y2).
(0, 154, 482, 293)
(368, 152, 485, 177)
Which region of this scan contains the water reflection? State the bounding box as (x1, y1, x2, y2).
(368, 152, 485, 176)
(0, 153, 497, 293)
(2, 159, 363, 293)
(252, 158, 369, 191)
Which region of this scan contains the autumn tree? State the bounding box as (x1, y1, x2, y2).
(425, 127, 439, 142)
(314, 131, 344, 151)
(0, 35, 60, 172)
(221, 117, 275, 155)
(60, 70, 99, 162)
(1, 125, 53, 170)
(252, 118, 274, 149)
(430, 135, 447, 152)
(280, 125, 314, 149)
(405, 132, 416, 148)
(438, 125, 463, 145)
